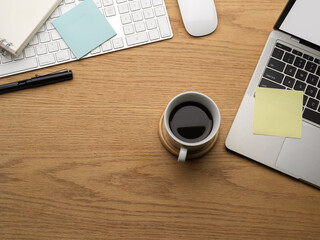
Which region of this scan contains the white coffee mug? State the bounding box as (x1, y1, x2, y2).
(159, 92, 221, 162)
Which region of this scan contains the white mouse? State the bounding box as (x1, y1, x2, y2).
(177, 0, 218, 37)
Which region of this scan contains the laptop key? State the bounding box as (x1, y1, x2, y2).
(292, 49, 303, 56)
(306, 74, 319, 86)
(283, 76, 295, 88)
(294, 57, 306, 68)
(305, 61, 317, 73)
(294, 80, 306, 91)
(307, 98, 319, 110)
(284, 65, 296, 76)
(303, 95, 308, 106)
(295, 69, 308, 81)
(259, 78, 285, 89)
(276, 43, 291, 52)
(316, 66, 320, 76)
(267, 58, 285, 72)
(305, 85, 317, 97)
(303, 53, 314, 61)
(283, 52, 295, 64)
(263, 68, 284, 83)
(315, 58, 320, 64)
(272, 48, 284, 60)
(303, 108, 320, 125)
(317, 91, 320, 101)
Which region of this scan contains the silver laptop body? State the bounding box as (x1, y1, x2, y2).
(226, 0, 320, 188)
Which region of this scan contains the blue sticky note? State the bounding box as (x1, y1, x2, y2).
(52, 0, 116, 59)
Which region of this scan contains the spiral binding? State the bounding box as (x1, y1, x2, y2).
(0, 38, 13, 56)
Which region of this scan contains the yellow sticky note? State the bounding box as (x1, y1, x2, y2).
(253, 87, 303, 138)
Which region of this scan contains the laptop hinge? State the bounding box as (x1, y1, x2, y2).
(290, 36, 300, 43)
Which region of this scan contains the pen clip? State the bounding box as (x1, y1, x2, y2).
(35, 68, 70, 77)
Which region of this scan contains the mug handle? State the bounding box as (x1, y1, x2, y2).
(178, 146, 188, 162)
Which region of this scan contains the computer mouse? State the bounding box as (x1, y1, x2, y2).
(177, 0, 218, 37)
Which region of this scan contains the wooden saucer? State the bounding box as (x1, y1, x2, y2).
(158, 111, 218, 160)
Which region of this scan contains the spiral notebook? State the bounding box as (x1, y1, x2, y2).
(0, 0, 62, 56)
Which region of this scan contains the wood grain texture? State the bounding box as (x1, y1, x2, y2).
(1, 0, 319, 239)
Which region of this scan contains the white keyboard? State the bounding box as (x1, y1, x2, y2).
(0, 0, 173, 78)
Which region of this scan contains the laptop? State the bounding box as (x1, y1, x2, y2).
(226, 0, 320, 188)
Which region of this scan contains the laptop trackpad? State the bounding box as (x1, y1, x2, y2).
(276, 122, 320, 186)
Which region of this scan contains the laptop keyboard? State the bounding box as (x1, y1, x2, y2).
(259, 42, 320, 126)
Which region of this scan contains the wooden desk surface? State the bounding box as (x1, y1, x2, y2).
(1, 1, 319, 239)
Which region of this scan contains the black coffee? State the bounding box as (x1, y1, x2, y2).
(169, 101, 213, 143)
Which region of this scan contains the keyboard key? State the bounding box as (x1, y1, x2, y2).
(36, 45, 47, 55)
(126, 32, 149, 45)
(29, 36, 39, 46)
(93, 0, 102, 8)
(303, 95, 308, 106)
(47, 42, 59, 52)
(315, 58, 320, 64)
(130, 1, 141, 11)
(39, 32, 51, 43)
(141, 0, 152, 8)
(305, 61, 317, 73)
(267, 58, 285, 72)
(275, 43, 291, 52)
(132, 11, 143, 22)
(113, 38, 124, 49)
(39, 54, 55, 66)
(307, 98, 319, 111)
(155, 6, 166, 16)
(144, 8, 155, 19)
(294, 80, 306, 91)
(51, 30, 61, 40)
(316, 66, 320, 76)
(295, 69, 308, 81)
(146, 19, 157, 29)
(259, 78, 285, 89)
(105, 6, 116, 17)
(58, 40, 69, 50)
(292, 49, 303, 56)
(61, 4, 75, 14)
(294, 57, 306, 68)
(118, 3, 129, 14)
(306, 85, 317, 97)
(263, 68, 284, 83)
(46, 20, 55, 31)
(149, 29, 160, 40)
(306, 74, 319, 86)
(56, 50, 70, 62)
(101, 41, 112, 51)
(284, 65, 296, 76)
(157, 17, 171, 37)
(1, 54, 12, 63)
(303, 108, 320, 125)
(283, 52, 294, 64)
(303, 53, 314, 61)
(135, 22, 146, 32)
(123, 24, 135, 35)
(103, 0, 114, 6)
(91, 46, 101, 54)
(153, 0, 163, 6)
(24, 47, 36, 58)
(316, 90, 320, 100)
(121, 13, 132, 24)
(283, 76, 295, 88)
(272, 48, 284, 60)
(0, 58, 38, 77)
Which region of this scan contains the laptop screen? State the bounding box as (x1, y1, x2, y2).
(277, 0, 320, 47)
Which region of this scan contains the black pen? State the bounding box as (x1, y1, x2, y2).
(0, 68, 73, 94)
